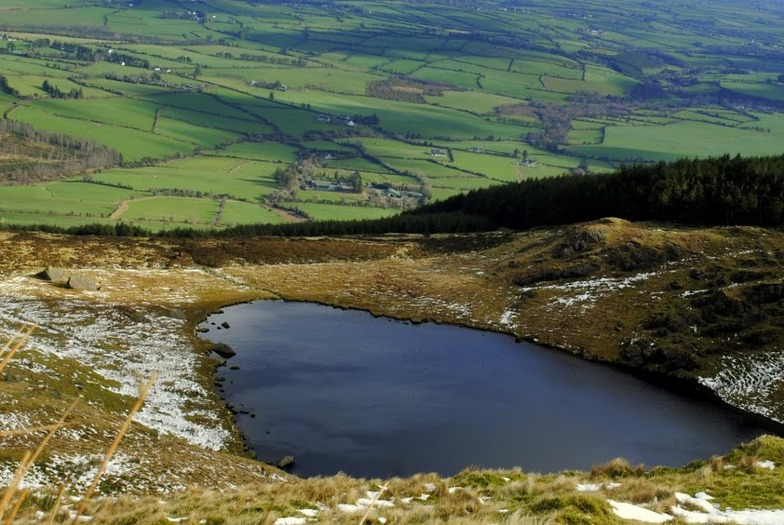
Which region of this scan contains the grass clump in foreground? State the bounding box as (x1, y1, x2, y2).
(8, 441, 784, 525)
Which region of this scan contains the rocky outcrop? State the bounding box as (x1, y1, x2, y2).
(604, 240, 685, 272)
(211, 343, 236, 358)
(619, 339, 699, 375)
(41, 267, 69, 281)
(66, 274, 100, 291)
(513, 263, 598, 286)
(553, 227, 606, 258)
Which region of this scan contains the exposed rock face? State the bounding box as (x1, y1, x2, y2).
(554, 227, 607, 258)
(66, 274, 100, 291)
(41, 267, 69, 281)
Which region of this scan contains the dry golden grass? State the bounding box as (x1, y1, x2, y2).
(0, 324, 36, 376)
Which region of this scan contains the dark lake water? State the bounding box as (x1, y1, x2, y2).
(199, 300, 770, 478)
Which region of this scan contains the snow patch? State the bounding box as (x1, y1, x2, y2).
(520, 271, 667, 312)
(274, 518, 307, 525)
(608, 500, 673, 523)
(671, 492, 784, 524)
(0, 294, 231, 450)
(698, 350, 784, 423)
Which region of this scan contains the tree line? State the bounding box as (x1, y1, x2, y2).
(41, 80, 83, 99)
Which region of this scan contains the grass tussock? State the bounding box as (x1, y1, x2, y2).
(589, 457, 645, 480)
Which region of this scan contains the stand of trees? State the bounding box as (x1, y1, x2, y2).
(0, 119, 122, 184)
(0, 75, 19, 97)
(42, 80, 83, 99)
(416, 154, 784, 228)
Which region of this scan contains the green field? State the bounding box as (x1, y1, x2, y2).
(0, 0, 783, 230)
(0, 182, 138, 219)
(121, 197, 220, 226)
(283, 202, 401, 221)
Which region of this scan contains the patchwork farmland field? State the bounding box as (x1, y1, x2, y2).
(1, 0, 784, 230)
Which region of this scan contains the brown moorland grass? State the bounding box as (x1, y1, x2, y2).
(1, 224, 784, 523)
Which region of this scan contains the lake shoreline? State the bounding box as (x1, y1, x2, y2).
(197, 299, 780, 477)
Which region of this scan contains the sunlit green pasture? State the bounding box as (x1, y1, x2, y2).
(0, 181, 137, 217)
(297, 189, 365, 203)
(121, 197, 219, 225)
(0, 56, 73, 77)
(9, 106, 193, 161)
(218, 201, 286, 226)
(0, 93, 16, 113)
(107, 11, 209, 41)
(4, 76, 106, 99)
(350, 138, 434, 160)
(573, 121, 784, 162)
(381, 157, 467, 178)
(300, 141, 356, 154)
(0, 212, 114, 228)
(324, 157, 390, 172)
(429, 176, 498, 191)
(411, 67, 482, 91)
(428, 186, 466, 201)
(425, 91, 522, 115)
(568, 127, 604, 145)
(95, 157, 279, 200)
(284, 201, 400, 221)
(208, 142, 299, 163)
(32, 97, 158, 131)
(379, 59, 425, 75)
(0, 6, 110, 27)
(207, 67, 382, 96)
(359, 171, 420, 187)
(450, 151, 519, 182)
(78, 77, 178, 97)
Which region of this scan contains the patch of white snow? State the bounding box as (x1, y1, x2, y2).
(608, 500, 673, 523)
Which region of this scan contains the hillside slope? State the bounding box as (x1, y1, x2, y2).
(0, 223, 783, 522)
